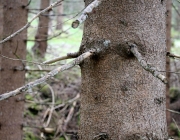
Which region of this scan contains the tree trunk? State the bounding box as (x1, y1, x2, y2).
(79, 0, 168, 140)
(32, 0, 50, 57)
(0, 0, 27, 139)
(166, 0, 172, 127)
(56, 2, 63, 30)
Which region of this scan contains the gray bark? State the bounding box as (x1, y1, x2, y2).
(79, 0, 168, 139)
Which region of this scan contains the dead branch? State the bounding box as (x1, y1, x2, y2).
(55, 101, 77, 138)
(0, 50, 95, 101)
(172, 118, 180, 133)
(54, 93, 80, 110)
(43, 84, 55, 127)
(0, 0, 63, 44)
(43, 52, 79, 64)
(172, 3, 180, 17)
(167, 52, 180, 59)
(176, 0, 180, 4)
(62, 101, 77, 131)
(24, 0, 32, 7)
(26, 27, 71, 42)
(29, 11, 81, 29)
(72, 0, 102, 28)
(129, 43, 167, 84)
(0, 53, 55, 66)
(167, 109, 180, 115)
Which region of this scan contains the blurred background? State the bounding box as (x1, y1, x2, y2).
(24, 0, 84, 139)
(1, 0, 180, 140)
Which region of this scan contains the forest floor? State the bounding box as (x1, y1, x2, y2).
(24, 68, 81, 140)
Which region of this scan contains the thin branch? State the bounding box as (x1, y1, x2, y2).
(167, 51, 180, 59)
(28, 11, 79, 17)
(26, 27, 71, 42)
(25, 69, 51, 72)
(25, 93, 80, 107)
(0, 52, 55, 66)
(172, 3, 180, 17)
(43, 52, 79, 64)
(62, 101, 77, 131)
(54, 100, 78, 139)
(176, 0, 180, 4)
(0, 49, 95, 101)
(43, 84, 55, 127)
(24, 0, 32, 7)
(27, 8, 44, 11)
(54, 93, 80, 110)
(167, 109, 180, 115)
(28, 8, 86, 29)
(72, 0, 102, 28)
(129, 43, 167, 84)
(172, 118, 180, 133)
(0, 0, 63, 44)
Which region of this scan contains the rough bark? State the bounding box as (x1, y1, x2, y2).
(0, 0, 27, 139)
(79, 0, 168, 140)
(32, 0, 50, 57)
(166, 0, 172, 127)
(56, 2, 63, 30)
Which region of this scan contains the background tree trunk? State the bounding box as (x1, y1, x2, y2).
(32, 0, 50, 57)
(79, 0, 168, 139)
(56, 2, 63, 30)
(0, 0, 27, 139)
(166, 0, 172, 127)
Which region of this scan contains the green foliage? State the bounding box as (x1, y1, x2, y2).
(24, 130, 39, 140)
(55, 99, 63, 105)
(25, 94, 34, 101)
(40, 85, 52, 98)
(170, 123, 180, 137)
(25, 102, 42, 117)
(59, 137, 66, 140)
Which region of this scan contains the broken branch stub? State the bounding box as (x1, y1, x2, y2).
(72, 0, 102, 28)
(129, 43, 167, 84)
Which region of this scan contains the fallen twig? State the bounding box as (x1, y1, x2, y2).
(172, 118, 180, 134)
(54, 93, 80, 110)
(54, 101, 78, 138)
(43, 84, 55, 127)
(63, 101, 77, 132)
